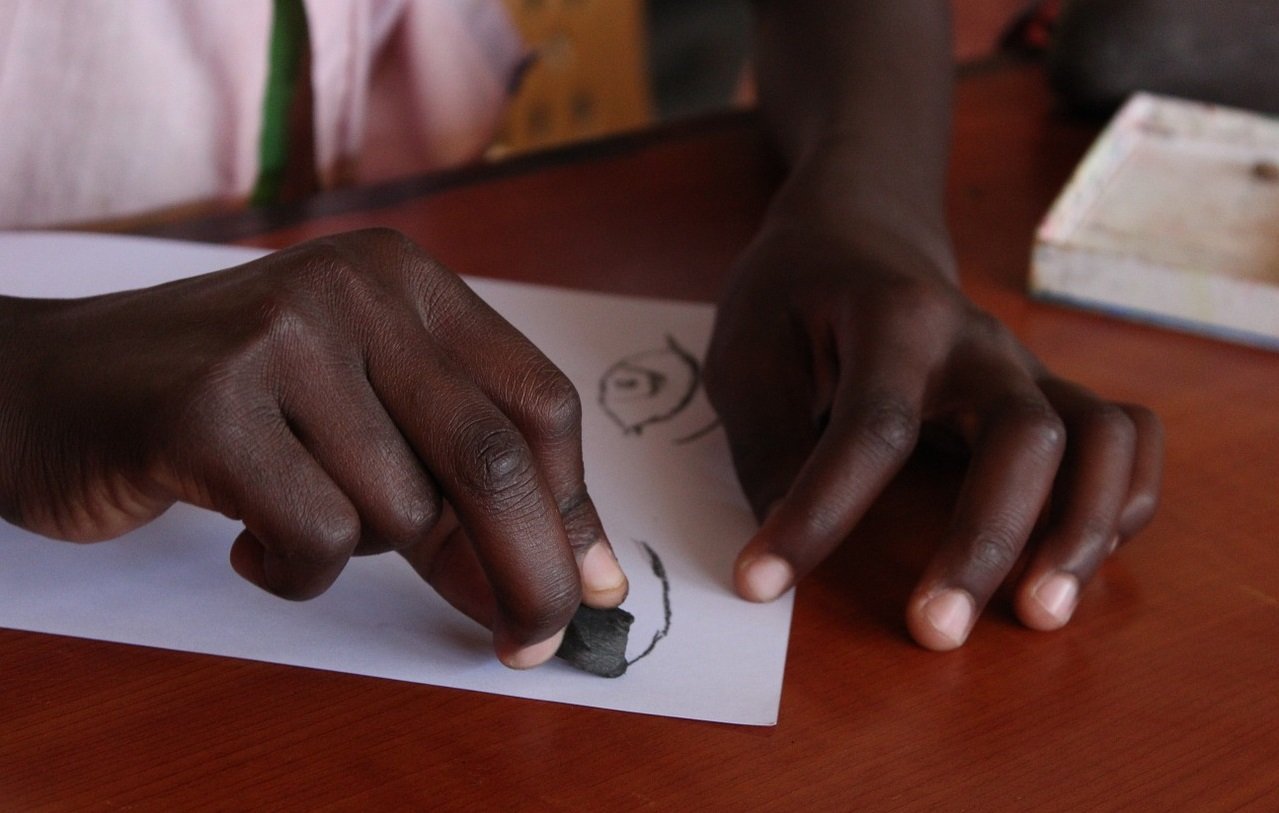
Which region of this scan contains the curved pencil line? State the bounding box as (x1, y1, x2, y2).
(626, 540, 671, 666)
(673, 418, 721, 445)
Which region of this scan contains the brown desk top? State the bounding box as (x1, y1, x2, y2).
(4, 62, 1277, 810)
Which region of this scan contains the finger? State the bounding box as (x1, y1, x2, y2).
(368, 339, 578, 669)
(229, 530, 268, 585)
(398, 503, 499, 631)
(908, 390, 1066, 651)
(439, 309, 626, 608)
(1015, 380, 1136, 631)
(1116, 404, 1164, 537)
(734, 330, 931, 602)
(706, 317, 827, 521)
(280, 353, 442, 557)
(432, 398, 576, 667)
(213, 420, 361, 601)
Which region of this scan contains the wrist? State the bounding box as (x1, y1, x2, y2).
(762, 139, 956, 283)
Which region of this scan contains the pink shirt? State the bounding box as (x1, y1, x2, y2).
(0, 0, 524, 228)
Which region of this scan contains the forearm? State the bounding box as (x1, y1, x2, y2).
(750, 0, 955, 277)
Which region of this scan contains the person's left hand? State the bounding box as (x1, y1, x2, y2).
(704, 222, 1163, 650)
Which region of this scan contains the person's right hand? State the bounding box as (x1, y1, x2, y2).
(0, 228, 627, 668)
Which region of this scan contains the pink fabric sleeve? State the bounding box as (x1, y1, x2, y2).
(0, 0, 272, 229)
(0, 0, 524, 228)
(353, 0, 528, 183)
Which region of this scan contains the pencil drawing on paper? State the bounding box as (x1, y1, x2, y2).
(627, 540, 671, 667)
(598, 335, 720, 443)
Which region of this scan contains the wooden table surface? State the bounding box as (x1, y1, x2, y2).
(4, 62, 1277, 811)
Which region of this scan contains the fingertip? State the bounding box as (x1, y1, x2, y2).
(496, 627, 566, 670)
(735, 552, 794, 603)
(231, 531, 339, 601)
(1117, 492, 1159, 538)
(908, 589, 975, 651)
(229, 531, 267, 589)
(580, 542, 629, 608)
(259, 548, 348, 601)
(1017, 571, 1080, 632)
(1120, 403, 1164, 534)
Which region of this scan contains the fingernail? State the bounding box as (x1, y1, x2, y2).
(923, 590, 974, 648)
(581, 542, 626, 596)
(1033, 572, 1079, 627)
(740, 554, 793, 602)
(501, 628, 566, 670)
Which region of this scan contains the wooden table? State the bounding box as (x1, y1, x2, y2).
(4, 62, 1277, 810)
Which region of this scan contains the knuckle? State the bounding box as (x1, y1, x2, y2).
(1120, 492, 1160, 535)
(241, 275, 346, 361)
(311, 229, 420, 291)
(318, 260, 380, 312)
(874, 275, 955, 324)
(967, 309, 1010, 342)
(1001, 396, 1066, 458)
(167, 370, 272, 451)
(381, 489, 441, 549)
(405, 253, 450, 292)
(797, 501, 848, 543)
(453, 417, 537, 501)
(855, 398, 920, 460)
(1079, 402, 1136, 448)
(964, 523, 1024, 578)
(314, 504, 362, 555)
(304, 508, 362, 563)
(1075, 514, 1118, 549)
(329, 228, 454, 322)
(1126, 404, 1164, 441)
(521, 366, 582, 442)
(962, 311, 1038, 367)
(556, 486, 598, 543)
(557, 485, 592, 519)
(252, 291, 316, 348)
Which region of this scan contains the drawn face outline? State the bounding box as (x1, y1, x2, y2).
(598, 335, 701, 435)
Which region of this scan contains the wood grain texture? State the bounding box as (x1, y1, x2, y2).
(4, 62, 1277, 810)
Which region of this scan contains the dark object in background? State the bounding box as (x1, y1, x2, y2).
(556, 605, 636, 678)
(1047, 0, 1279, 117)
(646, 0, 751, 120)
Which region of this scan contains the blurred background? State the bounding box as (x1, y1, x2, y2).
(492, 0, 1031, 155)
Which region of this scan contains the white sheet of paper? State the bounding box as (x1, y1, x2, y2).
(0, 232, 793, 726)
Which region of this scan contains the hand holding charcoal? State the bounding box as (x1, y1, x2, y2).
(0, 228, 628, 668)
